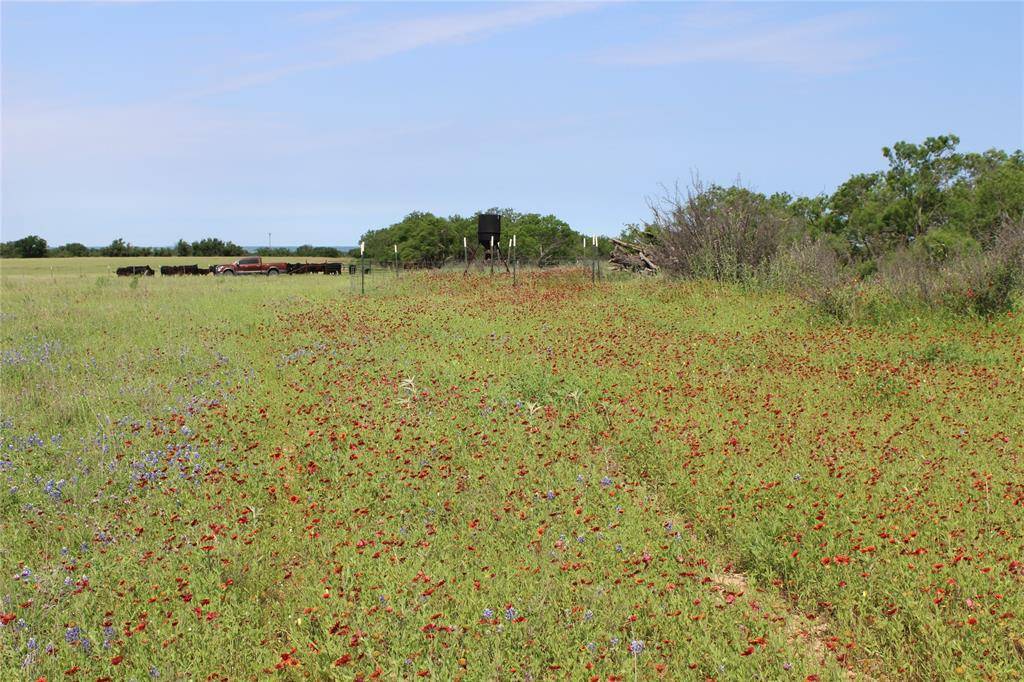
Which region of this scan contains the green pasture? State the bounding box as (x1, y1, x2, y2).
(0, 259, 1021, 680)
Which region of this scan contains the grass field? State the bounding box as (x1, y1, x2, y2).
(1, 258, 1021, 680)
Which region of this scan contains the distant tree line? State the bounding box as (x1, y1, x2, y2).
(0, 236, 350, 259)
(0, 237, 249, 258)
(255, 245, 343, 258)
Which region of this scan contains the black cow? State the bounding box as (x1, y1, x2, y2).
(287, 262, 330, 274)
(160, 264, 206, 276)
(116, 265, 155, 276)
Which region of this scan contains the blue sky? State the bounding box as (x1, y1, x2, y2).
(2, 1, 1021, 246)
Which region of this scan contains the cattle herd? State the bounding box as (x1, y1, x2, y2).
(115, 264, 214, 276)
(115, 262, 355, 276)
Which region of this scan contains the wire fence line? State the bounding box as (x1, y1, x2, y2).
(340, 257, 617, 294)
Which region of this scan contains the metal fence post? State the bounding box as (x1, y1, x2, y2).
(512, 234, 517, 287)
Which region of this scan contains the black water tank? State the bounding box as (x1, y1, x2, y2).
(478, 213, 501, 248)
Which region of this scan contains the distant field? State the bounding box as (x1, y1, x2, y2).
(1, 261, 1021, 680)
(0, 256, 350, 278)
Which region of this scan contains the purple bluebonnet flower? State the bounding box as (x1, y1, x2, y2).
(482, 608, 494, 619)
(65, 626, 81, 644)
(545, 490, 555, 501)
(600, 476, 613, 487)
(629, 639, 644, 655)
(504, 606, 517, 621)
(44, 479, 64, 501)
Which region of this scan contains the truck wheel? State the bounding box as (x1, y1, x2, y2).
(267, 269, 279, 276)
(224, 269, 235, 276)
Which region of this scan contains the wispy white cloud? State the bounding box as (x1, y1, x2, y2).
(182, 2, 595, 100)
(596, 7, 892, 75)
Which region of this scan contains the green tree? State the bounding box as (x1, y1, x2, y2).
(3, 235, 49, 258)
(295, 245, 342, 258)
(102, 238, 131, 257)
(363, 211, 461, 265)
(947, 149, 1024, 242)
(51, 242, 90, 257)
(880, 133, 963, 238)
(505, 212, 578, 266)
(190, 238, 244, 257)
(358, 209, 591, 267)
(824, 172, 894, 259)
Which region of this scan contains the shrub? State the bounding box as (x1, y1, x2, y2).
(766, 237, 846, 301)
(646, 179, 798, 281)
(874, 247, 945, 305)
(914, 227, 980, 262)
(956, 217, 1023, 316)
(872, 217, 1023, 317)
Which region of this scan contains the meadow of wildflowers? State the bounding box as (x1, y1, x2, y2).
(1, 258, 1021, 680)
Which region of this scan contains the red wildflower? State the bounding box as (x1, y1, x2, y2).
(275, 648, 300, 669)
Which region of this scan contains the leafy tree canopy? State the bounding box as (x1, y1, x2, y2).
(357, 208, 598, 266)
(0, 235, 48, 258)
